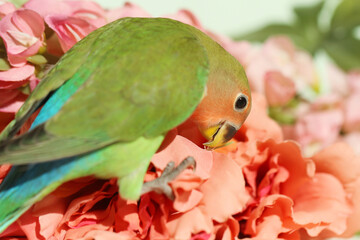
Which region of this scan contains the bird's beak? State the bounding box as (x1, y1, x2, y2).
(202, 121, 238, 149)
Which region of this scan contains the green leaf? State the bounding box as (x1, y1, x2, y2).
(234, 24, 297, 42)
(293, 1, 325, 26)
(324, 38, 360, 71)
(27, 55, 47, 65)
(6, 0, 27, 8)
(268, 107, 296, 125)
(331, 0, 360, 33)
(0, 58, 10, 71)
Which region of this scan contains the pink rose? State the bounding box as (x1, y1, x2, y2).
(0, 9, 45, 67)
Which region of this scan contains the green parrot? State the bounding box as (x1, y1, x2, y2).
(0, 17, 251, 232)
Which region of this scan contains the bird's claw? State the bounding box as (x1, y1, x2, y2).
(141, 156, 196, 200)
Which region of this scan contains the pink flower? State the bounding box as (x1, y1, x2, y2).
(0, 64, 35, 89)
(348, 70, 360, 93)
(0, 1, 16, 18)
(45, 15, 97, 52)
(326, 64, 349, 97)
(0, 9, 45, 67)
(244, 36, 316, 95)
(163, 9, 203, 30)
(264, 71, 296, 106)
(288, 96, 344, 156)
(25, 0, 106, 53)
(342, 132, 360, 156)
(24, 0, 106, 28)
(106, 2, 151, 23)
(342, 93, 360, 132)
(311, 142, 360, 238)
(0, 64, 34, 131)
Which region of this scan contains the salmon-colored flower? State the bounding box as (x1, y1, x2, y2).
(310, 142, 360, 238)
(0, 9, 45, 67)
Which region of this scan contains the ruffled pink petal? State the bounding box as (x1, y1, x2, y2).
(313, 142, 360, 237)
(106, 2, 151, 23)
(244, 194, 294, 236)
(0, 9, 44, 67)
(45, 14, 97, 52)
(166, 207, 213, 239)
(259, 140, 315, 198)
(199, 152, 251, 222)
(64, 0, 106, 28)
(32, 194, 68, 239)
(292, 173, 352, 236)
(73, 229, 139, 240)
(24, 0, 73, 18)
(213, 217, 240, 240)
(0, 89, 27, 113)
(0, 64, 35, 89)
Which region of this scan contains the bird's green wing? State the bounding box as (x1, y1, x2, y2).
(0, 21, 112, 142)
(0, 18, 210, 164)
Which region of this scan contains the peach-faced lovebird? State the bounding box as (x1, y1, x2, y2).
(0, 17, 251, 232)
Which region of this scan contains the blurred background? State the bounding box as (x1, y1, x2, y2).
(94, 0, 339, 36)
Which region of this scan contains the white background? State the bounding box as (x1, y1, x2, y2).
(94, 0, 339, 37)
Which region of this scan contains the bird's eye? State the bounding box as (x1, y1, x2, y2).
(234, 94, 248, 111)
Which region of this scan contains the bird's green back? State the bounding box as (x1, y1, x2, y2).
(0, 18, 211, 164)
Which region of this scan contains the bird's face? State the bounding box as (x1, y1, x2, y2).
(190, 71, 252, 149)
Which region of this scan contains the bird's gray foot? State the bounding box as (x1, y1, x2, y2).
(141, 156, 196, 200)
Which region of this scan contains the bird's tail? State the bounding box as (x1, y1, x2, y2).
(0, 159, 74, 233)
